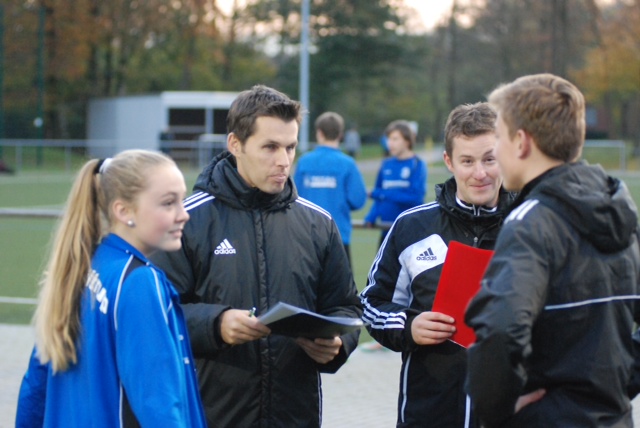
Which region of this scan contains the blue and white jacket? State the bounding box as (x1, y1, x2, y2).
(364, 155, 427, 224)
(16, 234, 206, 428)
(360, 177, 513, 427)
(293, 145, 367, 244)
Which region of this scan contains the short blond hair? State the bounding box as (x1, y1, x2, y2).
(488, 73, 585, 162)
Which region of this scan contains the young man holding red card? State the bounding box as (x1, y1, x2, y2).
(360, 102, 515, 428)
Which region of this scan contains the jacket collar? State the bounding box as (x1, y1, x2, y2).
(101, 233, 148, 263)
(194, 150, 297, 211)
(436, 176, 514, 222)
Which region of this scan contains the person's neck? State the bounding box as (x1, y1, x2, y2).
(395, 150, 414, 160)
(319, 139, 340, 149)
(456, 194, 499, 210)
(521, 152, 564, 189)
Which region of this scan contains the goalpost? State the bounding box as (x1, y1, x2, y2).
(583, 140, 626, 171)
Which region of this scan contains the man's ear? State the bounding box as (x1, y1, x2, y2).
(443, 150, 454, 173)
(227, 133, 240, 155)
(516, 129, 532, 159)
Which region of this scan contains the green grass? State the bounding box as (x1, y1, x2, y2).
(0, 217, 56, 323)
(0, 160, 388, 326)
(3, 149, 640, 334)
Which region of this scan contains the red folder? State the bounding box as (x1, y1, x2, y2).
(431, 241, 494, 348)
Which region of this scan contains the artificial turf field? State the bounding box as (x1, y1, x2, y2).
(2, 145, 638, 329)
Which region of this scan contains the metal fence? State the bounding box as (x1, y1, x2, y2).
(0, 207, 391, 230)
(0, 138, 87, 171)
(0, 138, 628, 172)
(583, 139, 626, 171)
(0, 137, 228, 171)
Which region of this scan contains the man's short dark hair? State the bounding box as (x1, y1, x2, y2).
(315, 112, 344, 141)
(227, 85, 303, 143)
(444, 103, 496, 157)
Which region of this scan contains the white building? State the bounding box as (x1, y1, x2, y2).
(86, 91, 238, 159)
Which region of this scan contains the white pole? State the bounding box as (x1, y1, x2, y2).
(299, 0, 310, 152)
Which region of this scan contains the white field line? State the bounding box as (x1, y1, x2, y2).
(0, 296, 37, 304)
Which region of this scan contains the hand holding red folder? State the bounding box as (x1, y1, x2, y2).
(431, 241, 494, 348)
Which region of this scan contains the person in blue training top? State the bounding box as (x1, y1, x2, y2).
(294, 111, 367, 266)
(16, 150, 206, 428)
(365, 120, 427, 245)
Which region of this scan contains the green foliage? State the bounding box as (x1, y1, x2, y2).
(3, 0, 640, 143)
(306, 1, 407, 135)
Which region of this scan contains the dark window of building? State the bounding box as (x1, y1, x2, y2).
(169, 108, 205, 126)
(213, 109, 229, 134)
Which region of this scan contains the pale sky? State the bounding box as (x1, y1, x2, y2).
(219, 1, 614, 33)
(403, 0, 453, 31)
(218, 1, 454, 33)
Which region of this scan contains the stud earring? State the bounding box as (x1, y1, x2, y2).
(127, 220, 135, 227)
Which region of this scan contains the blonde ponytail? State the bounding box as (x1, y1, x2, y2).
(34, 159, 103, 372)
(33, 150, 177, 372)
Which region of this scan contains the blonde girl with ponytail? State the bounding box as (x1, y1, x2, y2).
(16, 150, 206, 427)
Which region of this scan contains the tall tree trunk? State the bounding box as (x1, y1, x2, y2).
(551, 0, 568, 76)
(43, 1, 58, 138)
(446, 0, 458, 108)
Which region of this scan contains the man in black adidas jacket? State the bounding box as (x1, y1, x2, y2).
(360, 102, 514, 427)
(465, 74, 640, 427)
(152, 85, 361, 427)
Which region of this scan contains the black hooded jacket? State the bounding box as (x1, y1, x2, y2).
(465, 162, 640, 427)
(152, 151, 361, 427)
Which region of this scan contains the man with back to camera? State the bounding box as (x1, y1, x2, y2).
(465, 73, 640, 427)
(151, 85, 361, 427)
(294, 111, 367, 267)
(360, 102, 514, 427)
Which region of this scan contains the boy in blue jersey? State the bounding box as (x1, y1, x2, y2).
(294, 111, 367, 265)
(364, 120, 427, 245)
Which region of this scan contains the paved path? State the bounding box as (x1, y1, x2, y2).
(3, 323, 640, 428)
(0, 323, 401, 428)
(1, 324, 33, 428)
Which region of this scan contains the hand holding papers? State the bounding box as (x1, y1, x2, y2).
(431, 241, 494, 348)
(259, 301, 363, 339)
